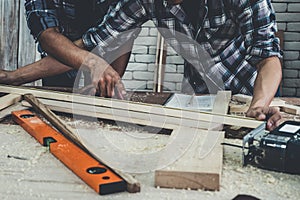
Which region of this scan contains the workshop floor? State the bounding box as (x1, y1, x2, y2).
(1, 122, 300, 200)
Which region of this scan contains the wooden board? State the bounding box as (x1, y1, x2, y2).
(155, 130, 224, 191)
(281, 104, 300, 115)
(0, 85, 263, 129)
(0, 0, 19, 70)
(0, 94, 22, 110)
(154, 92, 230, 191)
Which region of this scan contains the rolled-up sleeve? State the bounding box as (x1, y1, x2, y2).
(236, 0, 282, 65)
(82, 0, 148, 53)
(25, 0, 60, 41)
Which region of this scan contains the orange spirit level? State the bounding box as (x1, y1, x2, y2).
(12, 110, 126, 195)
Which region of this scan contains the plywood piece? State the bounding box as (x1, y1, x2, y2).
(0, 85, 263, 128)
(155, 130, 224, 191)
(0, 94, 22, 110)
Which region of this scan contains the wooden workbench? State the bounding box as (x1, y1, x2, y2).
(1, 123, 300, 200)
(1, 90, 300, 199)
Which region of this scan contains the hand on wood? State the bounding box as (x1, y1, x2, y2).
(246, 106, 282, 131)
(82, 55, 126, 99)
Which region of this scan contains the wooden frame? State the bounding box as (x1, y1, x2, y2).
(0, 85, 263, 129)
(0, 85, 263, 191)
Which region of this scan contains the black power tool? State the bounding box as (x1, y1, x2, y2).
(243, 121, 300, 174)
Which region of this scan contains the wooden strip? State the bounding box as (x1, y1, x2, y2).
(0, 94, 22, 110)
(22, 98, 213, 130)
(154, 92, 229, 190)
(23, 94, 82, 146)
(155, 130, 224, 191)
(0, 85, 263, 128)
(23, 94, 140, 193)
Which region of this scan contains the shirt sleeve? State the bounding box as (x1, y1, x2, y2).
(25, 0, 60, 41)
(82, 0, 148, 55)
(235, 0, 282, 65)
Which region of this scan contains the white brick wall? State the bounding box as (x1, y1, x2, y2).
(125, 20, 185, 92)
(124, 1, 300, 97)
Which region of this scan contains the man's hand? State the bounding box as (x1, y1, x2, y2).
(246, 106, 282, 131)
(82, 54, 126, 99)
(39, 27, 126, 98)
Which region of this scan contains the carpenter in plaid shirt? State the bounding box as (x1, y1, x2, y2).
(0, 0, 282, 130)
(82, 0, 282, 96)
(80, 0, 283, 130)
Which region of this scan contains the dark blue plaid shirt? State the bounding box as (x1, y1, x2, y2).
(25, 0, 282, 95)
(25, 0, 114, 41)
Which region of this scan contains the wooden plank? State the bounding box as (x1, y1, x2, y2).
(155, 130, 224, 191)
(0, 103, 26, 121)
(0, 94, 22, 110)
(154, 92, 229, 190)
(0, 85, 263, 128)
(0, 0, 20, 70)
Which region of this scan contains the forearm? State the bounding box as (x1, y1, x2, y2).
(250, 56, 282, 108)
(39, 27, 89, 70)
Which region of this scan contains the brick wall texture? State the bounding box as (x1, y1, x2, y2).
(124, 1, 300, 96)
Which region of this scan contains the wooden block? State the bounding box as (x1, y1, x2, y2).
(281, 104, 300, 115)
(232, 94, 252, 104)
(155, 130, 224, 191)
(229, 103, 249, 113)
(270, 98, 286, 107)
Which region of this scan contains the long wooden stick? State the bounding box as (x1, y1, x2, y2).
(23, 94, 140, 193)
(0, 85, 263, 128)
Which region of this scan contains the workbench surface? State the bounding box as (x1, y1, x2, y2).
(1, 123, 299, 200)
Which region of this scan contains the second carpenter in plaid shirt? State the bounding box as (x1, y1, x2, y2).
(81, 0, 282, 95)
